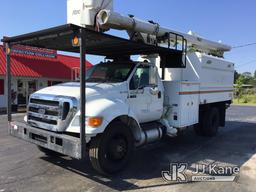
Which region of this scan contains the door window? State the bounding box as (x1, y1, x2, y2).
(130, 65, 158, 90)
(130, 66, 150, 90)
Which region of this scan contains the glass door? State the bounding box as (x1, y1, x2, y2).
(17, 80, 27, 107)
(17, 80, 37, 107)
(27, 80, 37, 103)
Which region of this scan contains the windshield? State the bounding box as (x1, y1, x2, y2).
(86, 62, 135, 83)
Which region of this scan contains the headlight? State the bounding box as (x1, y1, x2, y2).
(24, 115, 28, 122)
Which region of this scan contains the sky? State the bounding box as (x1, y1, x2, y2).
(0, 0, 256, 74)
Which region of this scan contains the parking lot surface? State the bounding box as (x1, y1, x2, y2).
(0, 105, 256, 192)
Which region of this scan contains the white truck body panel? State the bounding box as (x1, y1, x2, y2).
(163, 81, 200, 128)
(142, 52, 234, 128)
(155, 52, 234, 104)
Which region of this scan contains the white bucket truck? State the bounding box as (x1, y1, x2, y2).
(5, 0, 234, 175)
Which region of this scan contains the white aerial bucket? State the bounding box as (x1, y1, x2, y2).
(67, 0, 113, 27)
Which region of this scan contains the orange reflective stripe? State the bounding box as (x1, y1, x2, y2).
(178, 90, 234, 95)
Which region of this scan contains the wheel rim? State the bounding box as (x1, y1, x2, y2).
(106, 135, 128, 161)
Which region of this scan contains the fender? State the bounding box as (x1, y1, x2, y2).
(66, 97, 143, 142)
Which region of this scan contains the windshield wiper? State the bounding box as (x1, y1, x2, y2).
(86, 77, 106, 82)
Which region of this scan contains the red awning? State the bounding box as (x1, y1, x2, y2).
(0, 45, 92, 80)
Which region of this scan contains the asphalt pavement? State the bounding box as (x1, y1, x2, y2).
(0, 105, 256, 192)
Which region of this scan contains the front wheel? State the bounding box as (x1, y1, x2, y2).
(89, 121, 134, 175)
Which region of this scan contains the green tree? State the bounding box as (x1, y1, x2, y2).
(235, 75, 245, 103)
(234, 70, 240, 83)
(254, 70, 256, 78)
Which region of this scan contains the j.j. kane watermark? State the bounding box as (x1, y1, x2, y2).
(162, 163, 240, 182)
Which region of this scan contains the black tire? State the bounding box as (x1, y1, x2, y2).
(89, 121, 134, 175)
(37, 146, 63, 157)
(194, 110, 205, 136)
(194, 107, 220, 137)
(194, 123, 203, 136)
(202, 107, 220, 137)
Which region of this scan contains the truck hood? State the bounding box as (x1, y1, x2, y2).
(33, 82, 127, 100)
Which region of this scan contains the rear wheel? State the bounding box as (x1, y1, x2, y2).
(194, 123, 203, 136)
(194, 107, 220, 137)
(89, 121, 134, 175)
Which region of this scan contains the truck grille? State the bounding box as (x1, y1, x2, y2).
(27, 95, 77, 132)
(28, 106, 59, 116)
(30, 98, 59, 106)
(29, 116, 58, 125)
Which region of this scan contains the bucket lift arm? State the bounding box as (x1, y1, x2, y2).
(67, 0, 231, 56)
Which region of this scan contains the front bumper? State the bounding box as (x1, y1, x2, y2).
(9, 121, 82, 159)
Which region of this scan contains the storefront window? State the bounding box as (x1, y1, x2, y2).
(48, 81, 63, 86)
(0, 80, 4, 95)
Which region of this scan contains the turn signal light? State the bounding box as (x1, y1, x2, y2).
(6, 48, 11, 55)
(72, 36, 79, 46)
(87, 117, 103, 128)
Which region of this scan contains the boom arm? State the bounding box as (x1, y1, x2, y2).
(96, 10, 231, 53)
(67, 0, 231, 55)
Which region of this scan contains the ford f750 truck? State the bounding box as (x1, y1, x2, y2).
(3, 0, 234, 175)
(24, 51, 233, 174)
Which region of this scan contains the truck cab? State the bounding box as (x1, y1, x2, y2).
(27, 59, 164, 133)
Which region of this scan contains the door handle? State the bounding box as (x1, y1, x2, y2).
(158, 91, 162, 99)
(129, 95, 137, 99)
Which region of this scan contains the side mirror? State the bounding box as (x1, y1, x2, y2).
(150, 87, 159, 95)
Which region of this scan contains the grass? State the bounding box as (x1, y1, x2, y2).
(233, 94, 256, 106)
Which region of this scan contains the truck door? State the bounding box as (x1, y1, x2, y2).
(128, 65, 163, 123)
